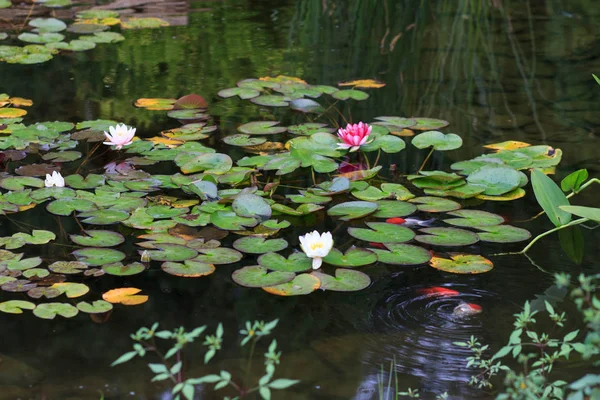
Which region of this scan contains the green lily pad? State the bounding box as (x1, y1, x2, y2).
(232, 265, 295, 288)
(192, 247, 243, 265)
(257, 252, 312, 272)
(372, 201, 417, 218)
(415, 227, 479, 246)
(18, 32, 64, 44)
(48, 261, 88, 274)
(290, 98, 324, 113)
(0, 176, 44, 191)
(41, 151, 82, 162)
(23, 268, 49, 279)
(314, 177, 350, 195)
(250, 95, 290, 107)
(175, 152, 232, 174)
(287, 123, 334, 136)
(72, 248, 126, 266)
(232, 193, 271, 219)
(161, 260, 215, 277)
(223, 134, 267, 147)
(443, 210, 505, 228)
(103, 262, 146, 276)
(311, 269, 371, 291)
(424, 184, 486, 199)
(361, 135, 406, 154)
(369, 243, 432, 265)
(410, 118, 450, 131)
(348, 222, 415, 243)
(33, 302, 78, 319)
(218, 87, 261, 99)
(238, 121, 287, 135)
(412, 131, 462, 151)
(331, 89, 369, 101)
(52, 282, 89, 298)
(69, 230, 125, 247)
(210, 211, 257, 230)
(0, 300, 36, 314)
(65, 174, 105, 189)
(466, 165, 522, 196)
(29, 18, 67, 32)
(233, 237, 288, 254)
(0, 230, 56, 249)
(475, 225, 531, 243)
(167, 109, 208, 120)
(327, 201, 378, 221)
(5, 257, 42, 271)
(271, 203, 323, 216)
(430, 253, 493, 274)
(287, 191, 332, 204)
(0, 0, 11, 8)
(262, 273, 321, 296)
(373, 116, 417, 129)
(409, 197, 461, 212)
(77, 300, 113, 314)
(46, 198, 96, 216)
(146, 205, 188, 219)
(410, 177, 466, 191)
(142, 244, 198, 262)
(322, 247, 377, 267)
(78, 209, 130, 225)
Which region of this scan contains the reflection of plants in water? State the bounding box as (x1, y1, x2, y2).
(455, 273, 599, 399)
(112, 319, 298, 400)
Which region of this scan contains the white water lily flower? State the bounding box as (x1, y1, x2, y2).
(298, 230, 333, 270)
(103, 123, 136, 150)
(44, 171, 65, 187)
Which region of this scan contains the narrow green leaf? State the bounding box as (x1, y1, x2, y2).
(531, 169, 571, 226)
(111, 351, 137, 366)
(268, 379, 300, 389)
(559, 205, 600, 222)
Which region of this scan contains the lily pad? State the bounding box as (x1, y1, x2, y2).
(410, 118, 450, 131)
(331, 89, 369, 101)
(33, 303, 78, 319)
(238, 121, 287, 135)
(415, 227, 479, 246)
(372, 200, 417, 218)
(311, 269, 371, 291)
(175, 152, 232, 174)
(2, 279, 37, 292)
(262, 273, 321, 296)
(0, 300, 36, 314)
(288, 123, 334, 136)
(5, 257, 42, 271)
(52, 282, 89, 298)
(77, 300, 113, 314)
(79, 209, 130, 225)
(475, 225, 531, 243)
(257, 252, 312, 272)
(290, 98, 324, 113)
(409, 197, 461, 212)
(102, 287, 148, 305)
(327, 201, 378, 221)
(412, 131, 462, 151)
(161, 260, 215, 277)
(103, 262, 146, 276)
(27, 286, 63, 299)
(348, 222, 415, 243)
(218, 87, 261, 99)
(373, 116, 417, 130)
(223, 134, 266, 147)
(322, 247, 377, 267)
(232, 265, 295, 288)
(210, 211, 257, 231)
(250, 95, 290, 107)
(29, 18, 67, 32)
(443, 210, 505, 228)
(69, 230, 125, 247)
(72, 248, 126, 266)
(142, 244, 198, 262)
(369, 243, 432, 265)
(429, 253, 493, 274)
(233, 237, 288, 254)
(424, 184, 486, 199)
(193, 247, 243, 265)
(48, 261, 88, 274)
(232, 193, 271, 219)
(167, 109, 208, 120)
(467, 165, 522, 196)
(1, 176, 44, 191)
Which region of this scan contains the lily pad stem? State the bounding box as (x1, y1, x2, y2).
(373, 149, 382, 168)
(418, 148, 434, 172)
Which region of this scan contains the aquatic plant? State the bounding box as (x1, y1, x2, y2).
(298, 230, 334, 270)
(336, 122, 373, 152)
(455, 273, 600, 399)
(112, 319, 298, 400)
(103, 123, 136, 150)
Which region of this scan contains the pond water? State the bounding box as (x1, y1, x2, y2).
(0, 0, 599, 399)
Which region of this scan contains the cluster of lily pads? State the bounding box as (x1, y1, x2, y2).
(0, 3, 169, 64)
(0, 76, 563, 319)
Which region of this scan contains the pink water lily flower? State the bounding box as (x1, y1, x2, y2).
(336, 122, 373, 152)
(103, 123, 136, 150)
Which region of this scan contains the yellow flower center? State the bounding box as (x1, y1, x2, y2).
(310, 242, 324, 251)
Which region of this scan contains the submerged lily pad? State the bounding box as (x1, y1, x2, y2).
(327, 201, 378, 221)
(161, 260, 215, 277)
(257, 252, 312, 272)
(348, 222, 415, 243)
(262, 273, 321, 296)
(33, 303, 78, 319)
(322, 248, 377, 267)
(233, 237, 288, 254)
(475, 225, 531, 243)
(409, 197, 461, 212)
(232, 265, 295, 288)
(429, 253, 493, 274)
(69, 230, 125, 247)
(369, 243, 432, 265)
(311, 269, 371, 291)
(443, 210, 505, 228)
(415, 227, 479, 246)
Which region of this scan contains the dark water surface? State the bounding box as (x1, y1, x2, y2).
(0, 0, 599, 399)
